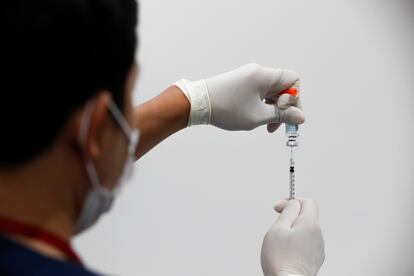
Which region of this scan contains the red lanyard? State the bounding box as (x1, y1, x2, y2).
(0, 215, 83, 266)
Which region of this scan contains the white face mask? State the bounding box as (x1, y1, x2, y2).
(74, 100, 139, 234)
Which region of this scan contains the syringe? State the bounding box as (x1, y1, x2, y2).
(278, 87, 300, 200)
(285, 124, 299, 200)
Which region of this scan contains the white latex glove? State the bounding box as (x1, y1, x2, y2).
(261, 198, 325, 276)
(175, 63, 304, 131)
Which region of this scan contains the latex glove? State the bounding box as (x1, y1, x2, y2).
(174, 63, 304, 131)
(261, 198, 325, 276)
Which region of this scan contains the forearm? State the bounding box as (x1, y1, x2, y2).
(134, 85, 190, 160)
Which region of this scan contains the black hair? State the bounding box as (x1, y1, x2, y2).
(0, 0, 138, 168)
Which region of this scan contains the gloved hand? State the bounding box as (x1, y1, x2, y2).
(261, 198, 325, 276)
(174, 63, 304, 131)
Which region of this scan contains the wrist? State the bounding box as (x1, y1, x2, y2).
(174, 79, 211, 126)
(277, 272, 304, 276)
(133, 86, 190, 159)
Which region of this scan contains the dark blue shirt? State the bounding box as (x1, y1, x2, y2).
(0, 234, 100, 276)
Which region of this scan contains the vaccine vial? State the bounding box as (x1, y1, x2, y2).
(285, 124, 299, 147)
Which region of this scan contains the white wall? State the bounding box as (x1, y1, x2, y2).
(74, 0, 414, 275)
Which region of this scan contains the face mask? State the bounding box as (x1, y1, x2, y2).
(74, 100, 139, 234)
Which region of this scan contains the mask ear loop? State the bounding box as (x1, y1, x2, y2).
(108, 101, 133, 138)
(128, 130, 139, 156)
(108, 101, 140, 156)
(78, 100, 112, 195)
(78, 100, 95, 148)
(107, 101, 140, 183)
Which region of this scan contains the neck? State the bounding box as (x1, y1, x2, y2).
(0, 141, 88, 257)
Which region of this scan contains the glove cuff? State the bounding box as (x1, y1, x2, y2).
(174, 79, 211, 126)
(277, 272, 305, 276)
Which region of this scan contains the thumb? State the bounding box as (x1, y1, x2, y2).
(273, 199, 288, 213)
(275, 200, 301, 228)
(281, 106, 306, 125)
(276, 94, 297, 110)
(258, 103, 306, 125)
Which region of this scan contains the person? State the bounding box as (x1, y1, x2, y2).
(0, 0, 324, 275)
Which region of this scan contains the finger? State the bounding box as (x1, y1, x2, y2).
(263, 68, 300, 97)
(273, 199, 288, 213)
(275, 200, 301, 228)
(294, 97, 303, 110)
(257, 103, 278, 125)
(295, 198, 319, 226)
(279, 106, 306, 125)
(276, 94, 297, 110)
(267, 123, 281, 133)
(274, 78, 301, 110)
(276, 88, 302, 111)
(258, 103, 305, 126)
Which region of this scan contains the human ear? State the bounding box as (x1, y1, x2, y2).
(66, 92, 113, 160)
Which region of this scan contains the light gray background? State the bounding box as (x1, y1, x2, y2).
(74, 0, 414, 275)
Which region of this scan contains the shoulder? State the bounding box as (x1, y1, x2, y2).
(0, 235, 101, 276)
